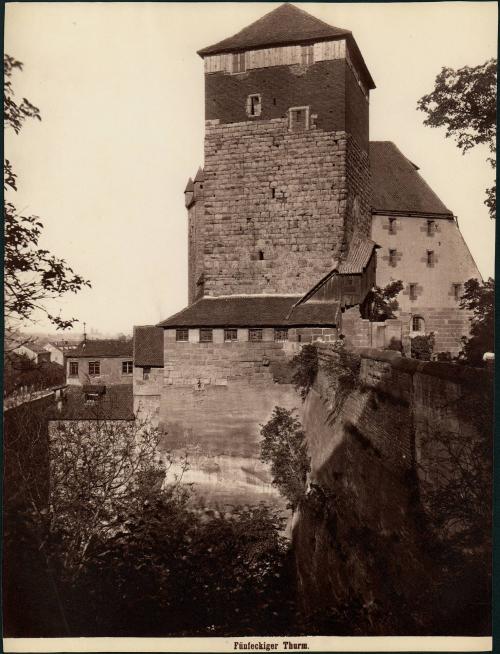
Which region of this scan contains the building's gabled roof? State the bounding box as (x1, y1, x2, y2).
(338, 235, 379, 274)
(69, 339, 133, 359)
(157, 294, 339, 328)
(198, 3, 375, 89)
(370, 141, 453, 216)
(52, 384, 134, 421)
(134, 325, 164, 367)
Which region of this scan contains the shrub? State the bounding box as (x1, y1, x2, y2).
(290, 343, 318, 400)
(411, 333, 435, 360)
(260, 407, 310, 511)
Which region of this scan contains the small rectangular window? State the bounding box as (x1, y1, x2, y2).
(122, 361, 133, 375)
(85, 393, 100, 404)
(176, 328, 189, 342)
(289, 106, 309, 132)
(427, 250, 435, 267)
(69, 361, 79, 377)
(88, 361, 100, 376)
(232, 52, 245, 73)
(388, 218, 396, 234)
(301, 45, 314, 66)
(409, 284, 417, 301)
(143, 366, 151, 380)
(200, 328, 213, 343)
(248, 328, 263, 342)
(247, 94, 261, 117)
(274, 328, 289, 342)
(453, 283, 462, 301)
(224, 328, 237, 342)
(427, 220, 435, 236)
(389, 249, 397, 266)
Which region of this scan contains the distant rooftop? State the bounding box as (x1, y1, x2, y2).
(69, 339, 133, 358)
(198, 3, 375, 89)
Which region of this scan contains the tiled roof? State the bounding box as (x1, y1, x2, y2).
(338, 236, 378, 274)
(134, 325, 164, 367)
(157, 295, 339, 328)
(194, 167, 205, 183)
(184, 177, 194, 193)
(52, 385, 134, 421)
(69, 339, 133, 358)
(370, 142, 453, 216)
(286, 301, 340, 325)
(198, 4, 350, 56)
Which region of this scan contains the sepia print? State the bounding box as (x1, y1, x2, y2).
(3, 2, 496, 651)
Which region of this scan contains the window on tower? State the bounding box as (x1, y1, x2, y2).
(301, 45, 314, 66)
(246, 94, 262, 117)
(232, 52, 246, 73)
(288, 106, 310, 132)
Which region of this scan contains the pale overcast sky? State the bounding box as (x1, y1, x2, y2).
(5, 2, 497, 335)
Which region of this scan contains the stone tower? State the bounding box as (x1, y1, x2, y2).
(187, 3, 375, 301)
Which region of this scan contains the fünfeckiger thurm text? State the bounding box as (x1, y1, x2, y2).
(234, 643, 308, 651)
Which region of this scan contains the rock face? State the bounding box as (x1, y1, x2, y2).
(294, 344, 492, 635)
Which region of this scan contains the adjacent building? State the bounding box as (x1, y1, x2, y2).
(65, 339, 134, 387)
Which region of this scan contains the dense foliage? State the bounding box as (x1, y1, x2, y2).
(410, 333, 435, 361)
(3, 353, 65, 395)
(260, 407, 310, 511)
(362, 280, 403, 322)
(417, 59, 497, 219)
(290, 343, 318, 399)
(4, 54, 90, 333)
(458, 277, 494, 365)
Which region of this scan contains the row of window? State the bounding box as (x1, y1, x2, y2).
(176, 328, 289, 343)
(408, 282, 462, 301)
(389, 249, 436, 267)
(69, 360, 133, 377)
(232, 45, 313, 74)
(388, 217, 437, 235)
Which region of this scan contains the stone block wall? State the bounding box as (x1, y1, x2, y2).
(159, 328, 301, 506)
(295, 345, 492, 634)
(202, 117, 371, 296)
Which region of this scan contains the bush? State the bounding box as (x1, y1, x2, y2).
(290, 343, 318, 400)
(411, 333, 435, 360)
(260, 407, 310, 511)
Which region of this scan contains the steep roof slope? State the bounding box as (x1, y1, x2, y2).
(198, 4, 375, 89)
(370, 141, 453, 216)
(134, 326, 164, 367)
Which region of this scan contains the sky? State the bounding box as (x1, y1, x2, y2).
(5, 1, 497, 335)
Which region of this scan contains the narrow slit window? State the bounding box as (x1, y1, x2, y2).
(409, 284, 417, 301)
(427, 250, 435, 267)
(143, 366, 151, 380)
(258, 250, 264, 260)
(389, 249, 397, 266)
(427, 219, 435, 236)
(388, 217, 396, 234)
(453, 283, 462, 301)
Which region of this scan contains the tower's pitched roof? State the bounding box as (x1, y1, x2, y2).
(370, 142, 453, 216)
(184, 177, 194, 193)
(198, 4, 374, 89)
(198, 4, 349, 56)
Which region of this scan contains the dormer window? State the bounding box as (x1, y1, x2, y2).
(232, 52, 246, 73)
(246, 94, 261, 117)
(301, 45, 314, 66)
(289, 106, 310, 132)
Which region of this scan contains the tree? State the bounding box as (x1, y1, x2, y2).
(458, 277, 494, 365)
(362, 280, 403, 322)
(260, 407, 310, 511)
(417, 59, 497, 219)
(4, 55, 90, 335)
